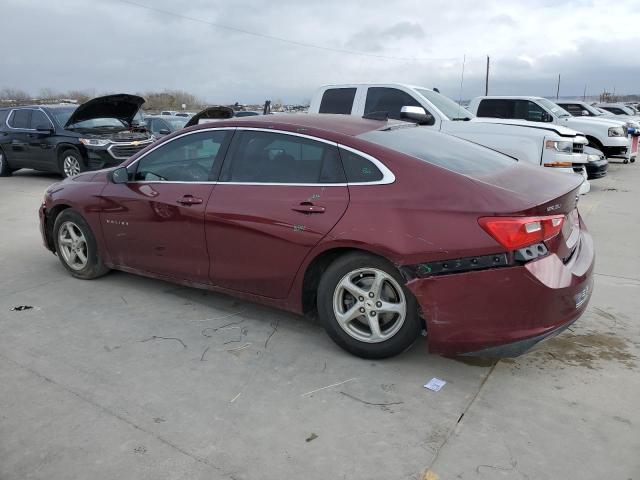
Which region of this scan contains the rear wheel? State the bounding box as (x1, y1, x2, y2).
(53, 209, 109, 279)
(0, 149, 13, 177)
(59, 149, 84, 178)
(317, 252, 422, 359)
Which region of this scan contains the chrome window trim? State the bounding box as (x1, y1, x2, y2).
(125, 126, 396, 186)
(5, 107, 55, 131)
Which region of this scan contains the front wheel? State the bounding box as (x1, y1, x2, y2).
(53, 209, 110, 279)
(317, 252, 422, 359)
(59, 149, 84, 178)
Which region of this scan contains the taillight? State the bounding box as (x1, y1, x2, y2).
(478, 215, 565, 250)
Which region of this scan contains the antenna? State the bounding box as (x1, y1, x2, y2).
(457, 54, 466, 119)
(485, 56, 490, 96)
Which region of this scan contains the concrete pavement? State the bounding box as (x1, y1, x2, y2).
(0, 162, 638, 480)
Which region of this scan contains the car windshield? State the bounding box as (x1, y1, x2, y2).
(358, 126, 516, 176)
(68, 118, 126, 128)
(415, 88, 474, 120)
(165, 118, 187, 129)
(538, 98, 571, 118)
(619, 106, 635, 115)
(51, 107, 77, 126)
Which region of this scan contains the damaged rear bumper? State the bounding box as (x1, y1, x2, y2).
(405, 229, 594, 357)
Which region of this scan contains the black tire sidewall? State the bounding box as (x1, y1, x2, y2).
(53, 209, 108, 279)
(0, 148, 12, 176)
(317, 252, 422, 359)
(59, 149, 85, 178)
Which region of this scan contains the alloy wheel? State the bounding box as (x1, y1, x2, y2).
(63, 155, 81, 177)
(333, 267, 407, 343)
(58, 221, 88, 270)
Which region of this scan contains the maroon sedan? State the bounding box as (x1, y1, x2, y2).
(39, 114, 594, 359)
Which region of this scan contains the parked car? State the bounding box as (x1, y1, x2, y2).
(583, 146, 608, 179)
(596, 103, 640, 117)
(160, 110, 178, 116)
(174, 112, 195, 118)
(468, 96, 631, 160)
(0, 94, 154, 178)
(556, 100, 639, 163)
(184, 106, 234, 127)
(310, 84, 591, 193)
(144, 115, 188, 138)
(39, 114, 593, 359)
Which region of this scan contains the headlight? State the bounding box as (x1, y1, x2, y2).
(545, 140, 573, 153)
(587, 154, 601, 162)
(608, 126, 625, 137)
(79, 138, 111, 147)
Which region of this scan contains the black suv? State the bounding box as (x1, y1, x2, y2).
(0, 94, 153, 178)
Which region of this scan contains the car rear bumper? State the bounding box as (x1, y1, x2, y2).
(406, 226, 594, 357)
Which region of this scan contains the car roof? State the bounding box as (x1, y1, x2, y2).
(0, 104, 77, 110)
(473, 96, 545, 100)
(186, 113, 388, 138)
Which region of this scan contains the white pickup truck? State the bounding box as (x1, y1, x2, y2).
(309, 84, 590, 193)
(468, 96, 631, 160)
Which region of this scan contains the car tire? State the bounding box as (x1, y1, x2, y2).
(53, 209, 110, 280)
(59, 149, 85, 178)
(0, 148, 13, 177)
(317, 252, 422, 359)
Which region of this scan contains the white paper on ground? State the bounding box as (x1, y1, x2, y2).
(424, 377, 446, 392)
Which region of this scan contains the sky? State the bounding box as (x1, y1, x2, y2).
(3, 0, 640, 104)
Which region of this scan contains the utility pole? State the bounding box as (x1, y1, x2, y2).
(556, 74, 561, 100)
(583, 84, 587, 101)
(485, 56, 490, 96)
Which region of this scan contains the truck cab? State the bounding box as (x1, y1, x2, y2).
(309, 84, 590, 193)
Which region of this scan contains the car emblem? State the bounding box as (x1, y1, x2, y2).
(132, 141, 140, 146)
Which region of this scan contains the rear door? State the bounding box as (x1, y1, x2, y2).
(205, 128, 349, 298)
(101, 129, 233, 283)
(5, 109, 32, 167)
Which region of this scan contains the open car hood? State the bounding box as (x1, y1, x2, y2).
(64, 94, 145, 127)
(184, 106, 234, 128)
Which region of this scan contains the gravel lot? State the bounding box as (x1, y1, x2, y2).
(1, 160, 639, 480)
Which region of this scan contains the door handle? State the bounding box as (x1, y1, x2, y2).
(291, 202, 325, 214)
(176, 195, 203, 206)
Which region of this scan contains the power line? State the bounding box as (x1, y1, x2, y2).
(108, 0, 458, 62)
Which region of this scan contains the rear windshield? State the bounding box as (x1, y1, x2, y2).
(358, 126, 517, 176)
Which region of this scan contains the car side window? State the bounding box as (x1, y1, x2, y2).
(134, 130, 229, 182)
(151, 119, 167, 134)
(477, 99, 510, 118)
(339, 148, 383, 183)
(521, 101, 546, 122)
(30, 110, 52, 129)
(220, 130, 345, 184)
(364, 87, 422, 120)
(319, 88, 357, 114)
(9, 109, 31, 129)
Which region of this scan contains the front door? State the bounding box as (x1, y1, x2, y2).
(101, 129, 232, 283)
(27, 109, 57, 170)
(206, 129, 349, 298)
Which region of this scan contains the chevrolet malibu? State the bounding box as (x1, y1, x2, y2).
(39, 115, 594, 359)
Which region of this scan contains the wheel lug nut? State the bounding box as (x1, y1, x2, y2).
(359, 307, 365, 313)
(358, 296, 364, 302)
(368, 292, 374, 298)
(370, 311, 376, 317)
(376, 301, 382, 308)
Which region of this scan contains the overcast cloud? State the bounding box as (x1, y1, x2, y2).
(3, 0, 639, 103)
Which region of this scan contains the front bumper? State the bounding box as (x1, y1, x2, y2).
(39, 203, 54, 252)
(586, 159, 608, 179)
(406, 226, 594, 357)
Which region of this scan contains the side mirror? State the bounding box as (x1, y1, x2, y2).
(35, 124, 53, 134)
(158, 129, 170, 135)
(110, 166, 129, 184)
(542, 111, 554, 122)
(581, 110, 590, 116)
(400, 106, 435, 125)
